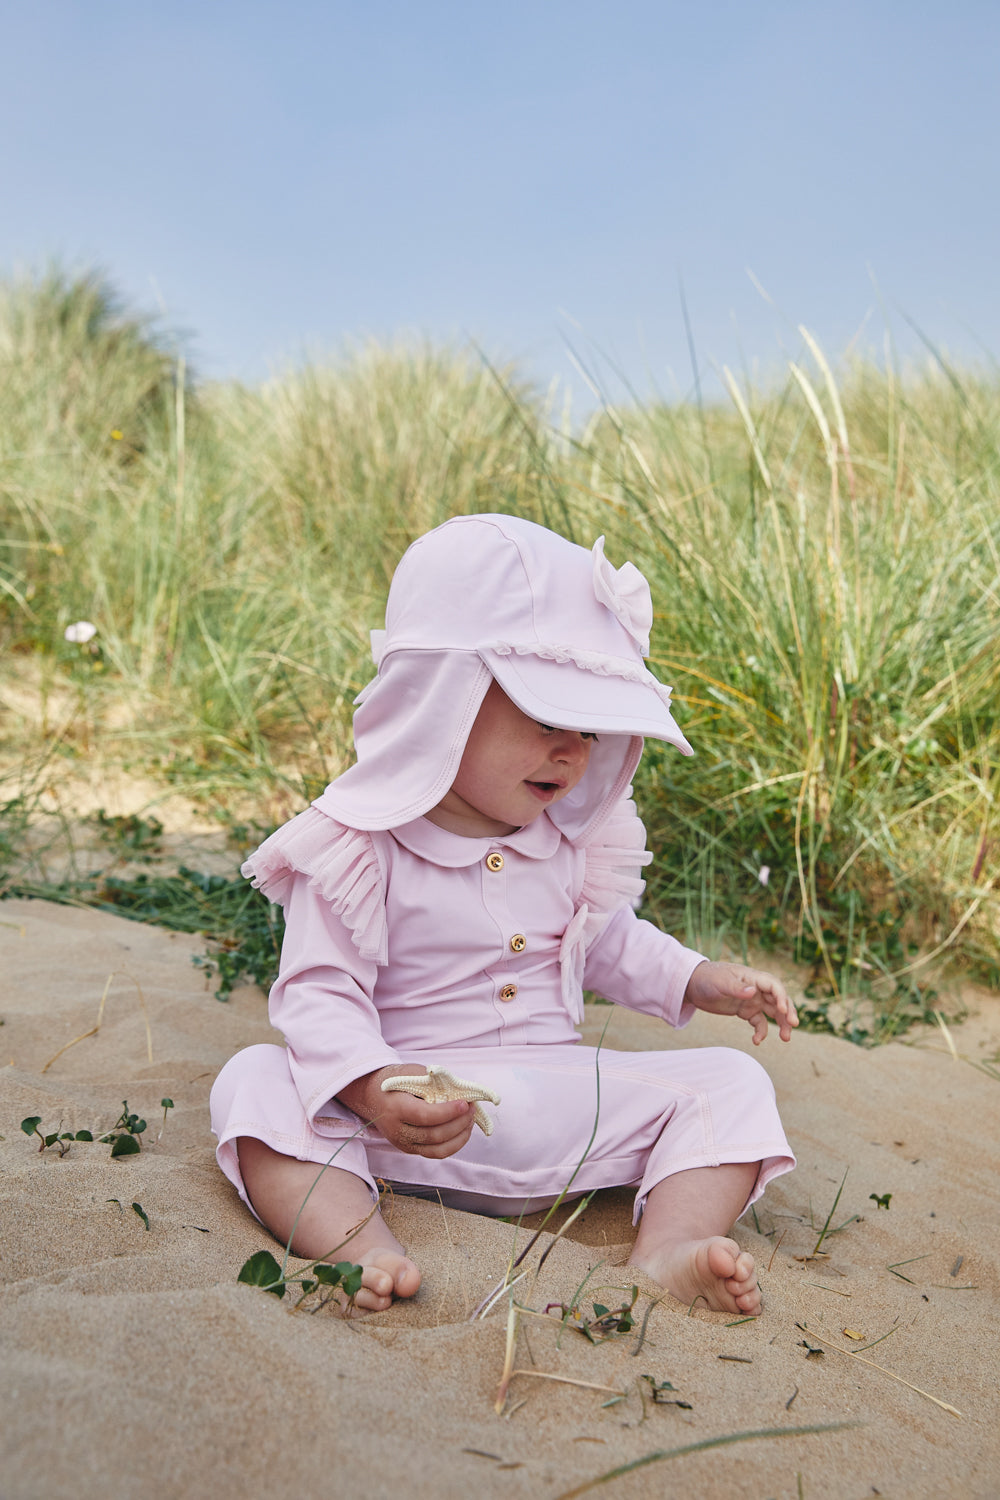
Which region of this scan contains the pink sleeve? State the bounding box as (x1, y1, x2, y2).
(268, 872, 402, 1126)
(582, 905, 706, 1029)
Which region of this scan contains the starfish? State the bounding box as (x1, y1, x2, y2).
(380, 1065, 501, 1136)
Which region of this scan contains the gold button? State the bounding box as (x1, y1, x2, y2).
(509, 933, 527, 953)
(499, 983, 518, 1001)
(485, 852, 504, 872)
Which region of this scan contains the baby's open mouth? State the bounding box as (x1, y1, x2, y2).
(527, 780, 561, 794)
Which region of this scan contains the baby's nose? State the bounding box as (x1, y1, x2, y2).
(552, 731, 589, 761)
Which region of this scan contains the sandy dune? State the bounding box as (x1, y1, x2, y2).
(2, 896, 998, 1499)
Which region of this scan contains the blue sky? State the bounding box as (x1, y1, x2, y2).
(2, 1, 997, 404)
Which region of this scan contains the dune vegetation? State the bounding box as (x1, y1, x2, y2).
(1, 269, 997, 1036)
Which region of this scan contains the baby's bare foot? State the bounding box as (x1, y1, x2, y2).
(352, 1248, 421, 1312)
(631, 1236, 761, 1316)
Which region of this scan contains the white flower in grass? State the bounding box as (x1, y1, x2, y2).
(64, 621, 97, 644)
(757, 865, 771, 887)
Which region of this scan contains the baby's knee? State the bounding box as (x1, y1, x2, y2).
(710, 1046, 777, 1104)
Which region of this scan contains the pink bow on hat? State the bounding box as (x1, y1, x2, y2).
(591, 537, 653, 658)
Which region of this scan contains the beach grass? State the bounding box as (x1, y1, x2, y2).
(1, 267, 997, 1032)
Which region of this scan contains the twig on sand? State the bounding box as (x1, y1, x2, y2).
(553, 1422, 857, 1499)
(797, 1323, 964, 1419)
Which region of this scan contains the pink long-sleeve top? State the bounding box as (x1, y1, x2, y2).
(243, 802, 705, 1128)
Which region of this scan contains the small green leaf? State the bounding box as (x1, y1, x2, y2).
(340, 1265, 364, 1299)
(21, 1116, 42, 1135)
(299, 1278, 317, 1295)
(110, 1134, 141, 1158)
(43, 1132, 59, 1147)
(592, 1303, 610, 1319)
(237, 1249, 285, 1297)
(642, 1375, 677, 1400)
(312, 1263, 340, 1285)
(75, 1130, 93, 1141)
(131, 1202, 150, 1230)
(161, 1098, 174, 1110)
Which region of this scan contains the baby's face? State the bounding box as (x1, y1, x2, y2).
(427, 680, 595, 838)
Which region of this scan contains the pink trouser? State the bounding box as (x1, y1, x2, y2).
(211, 1041, 795, 1225)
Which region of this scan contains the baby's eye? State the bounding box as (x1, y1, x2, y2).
(536, 722, 599, 743)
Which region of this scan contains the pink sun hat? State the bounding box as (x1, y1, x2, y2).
(313, 514, 691, 841)
(375, 513, 690, 743)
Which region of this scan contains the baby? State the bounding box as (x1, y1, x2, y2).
(211, 514, 796, 1315)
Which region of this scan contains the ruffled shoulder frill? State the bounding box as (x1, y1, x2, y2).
(558, 793, 652, 1022)
(579, 792, 652, 920)
(241, 807, 388, 964)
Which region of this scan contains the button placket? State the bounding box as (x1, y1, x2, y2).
(480, 846, 528, 1026)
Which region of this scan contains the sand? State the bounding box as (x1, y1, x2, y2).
(2, 895, 998, 1499)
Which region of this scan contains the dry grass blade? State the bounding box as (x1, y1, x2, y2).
(933, 1010, 960, 1061)
(889, 896, 983, 980)
(798, 1324, 964, 1418)
(493, 1298, 520, 1415)
(506, 1371, 625, 1396)
(722, 366, 773, 492)
(472, 1192, 592, 1322)
(41, 970, 152, 1073)
(554, 1422, 857, 1498)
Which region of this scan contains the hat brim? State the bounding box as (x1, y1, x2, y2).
(480, 647, 693, 754)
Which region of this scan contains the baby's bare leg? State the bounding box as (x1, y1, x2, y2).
(236, 1137, 420, 1312)
(629, 1161, 762, 1315)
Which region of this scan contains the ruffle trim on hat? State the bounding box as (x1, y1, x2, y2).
(558, 795, 653, 1022)
(241, 808, 388, 964)
(488, 640, 674, 703)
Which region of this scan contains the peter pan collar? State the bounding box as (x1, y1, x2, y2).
(389, 811, 562, 867)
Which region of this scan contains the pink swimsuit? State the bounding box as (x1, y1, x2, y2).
(210, 801, 795, 1222)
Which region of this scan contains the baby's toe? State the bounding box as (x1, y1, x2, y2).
(353, 1267, 394, 1312)
(734, 1285, 762, 1313)
(363, 1264, 395, 1297)
(705, 1238, 741, 1281)
(733, 1249, 756, 1282)
(362, 1250, 421, 1303)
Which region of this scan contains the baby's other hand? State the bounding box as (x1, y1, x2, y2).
(684, 961, 798, 1044)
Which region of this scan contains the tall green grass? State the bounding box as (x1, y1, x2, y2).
(2, 269, 997, 1025)
(584, 345, 1000, 1020)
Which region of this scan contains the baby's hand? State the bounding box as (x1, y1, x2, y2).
(338, 1065, 476, 1159)
(684, 961, 798, 1044)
